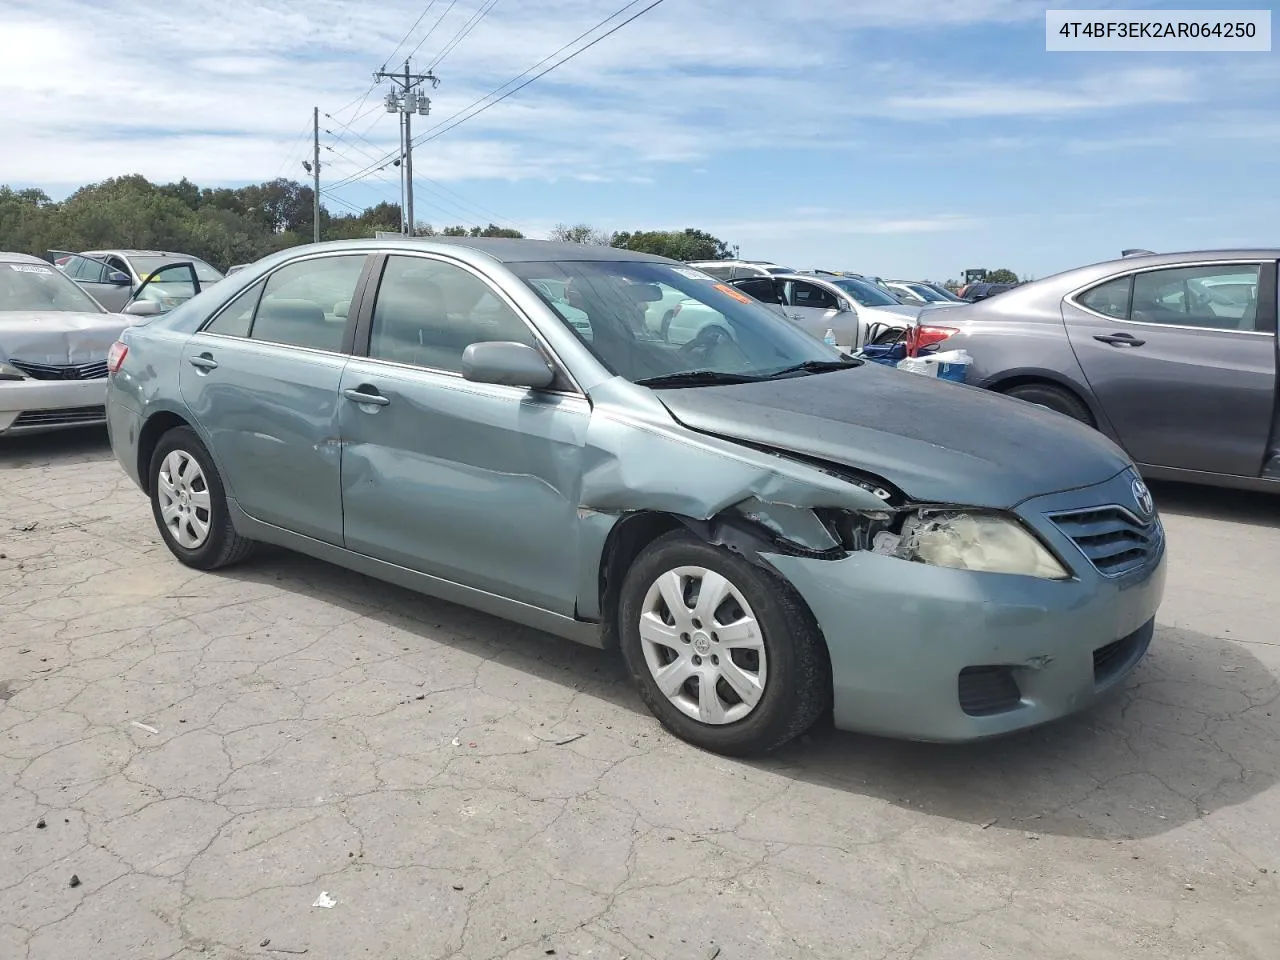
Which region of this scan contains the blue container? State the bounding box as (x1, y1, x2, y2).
(860, 343, 906, 366)
(934, 359, 970, 383)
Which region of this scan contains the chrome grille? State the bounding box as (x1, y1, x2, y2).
(1048, 506, 1162, 578)
(9, 359, 109, 380)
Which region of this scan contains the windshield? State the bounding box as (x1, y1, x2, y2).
(510, 259, 842, 383)
(903, 283, 949, 303)
(0, 260, 105, 313)
(828, 277, 903, 307)
(921, 283, 963, 302)
(131, 256, 223, 283)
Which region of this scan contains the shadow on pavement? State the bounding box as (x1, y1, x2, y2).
(222, 545, 1279, 843)
(0, 425, 111, 467)
(1151, 478, 1280, 528)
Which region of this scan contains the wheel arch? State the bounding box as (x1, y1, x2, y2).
(136, 410, 197, 496)
(593, 506, 840, 652)
(985, 369, 1109, 431)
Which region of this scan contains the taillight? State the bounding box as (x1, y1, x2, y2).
(106, 341, 128, 373)
(906, 324, 958, 357)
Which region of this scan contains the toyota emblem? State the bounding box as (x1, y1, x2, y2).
(1131, 478, 1154, 517)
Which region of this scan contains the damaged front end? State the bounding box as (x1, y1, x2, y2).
(665, 443, 1076, 591)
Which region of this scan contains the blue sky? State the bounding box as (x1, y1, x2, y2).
(2, 0, 1278, 279)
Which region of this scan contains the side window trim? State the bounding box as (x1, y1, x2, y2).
(199, 278, 265, 337)
(353, 251, 584, 396)
(196, 253, 375, 353)
(1068, 261, 1273, 335)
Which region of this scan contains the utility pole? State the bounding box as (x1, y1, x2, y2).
(311, 106, 320, 243)
(375, 60, 439, 236)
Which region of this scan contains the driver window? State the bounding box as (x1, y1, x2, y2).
(1131, 265, 1261, 331)
(369, 255, 538, 372)
(790, 281, 839, 310)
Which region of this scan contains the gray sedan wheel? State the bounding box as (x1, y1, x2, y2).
(149, 426, 256, 571)
(619, 530, 830, 756)
(638, 565, 768, 726)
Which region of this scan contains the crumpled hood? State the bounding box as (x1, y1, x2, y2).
(0, 311, 131, 365)
(655, 362, 1132, 509)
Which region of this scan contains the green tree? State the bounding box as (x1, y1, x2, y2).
(610, 228, 734, 261)
(985, 268, 1019, 284)
(549, 223, 609, 245)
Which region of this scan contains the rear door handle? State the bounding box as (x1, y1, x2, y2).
(1094, 333, 1146, 347)
(188, 354, 218, 371)
(343, 387, 390, 406)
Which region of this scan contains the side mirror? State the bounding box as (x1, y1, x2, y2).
(123, 300, 163, 316)
(107, 270, 131, 285)
(461, 341, 555, 389)
(837, 298, 854, 313)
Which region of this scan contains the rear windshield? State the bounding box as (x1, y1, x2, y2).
(0, 261, 105, 313)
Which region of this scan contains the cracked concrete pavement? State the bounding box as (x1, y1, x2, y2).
(1, 429, 1278, 960)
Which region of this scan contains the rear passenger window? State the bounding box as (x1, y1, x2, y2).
(368, 256, 537, 372)
(1077, 276, 1132, 320)
(205, 281, 264, 338)
(250, 255, 366, 351)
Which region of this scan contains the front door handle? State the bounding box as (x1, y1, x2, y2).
(188, 354, 218, 371)
(343, 387, 390, 406)
(1094, 333, 1146, 347)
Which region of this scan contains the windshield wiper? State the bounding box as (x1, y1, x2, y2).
(760, 358, 864, 379)
(634, 370, 766, 388)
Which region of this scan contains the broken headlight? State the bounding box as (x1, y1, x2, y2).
(0, 362, 28, 381)
(877, 510, 1070, 580)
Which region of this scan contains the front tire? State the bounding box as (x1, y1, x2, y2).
(618, 531, 830, 756)
(149, 426, 255, 570)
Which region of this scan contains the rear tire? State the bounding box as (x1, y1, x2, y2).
(1003, 382, 1095, 426)
(618, 531, 830, 756)
(149, 426, 255, 570)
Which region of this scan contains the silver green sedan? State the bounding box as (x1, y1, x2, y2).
(103, 238, 1166, 755)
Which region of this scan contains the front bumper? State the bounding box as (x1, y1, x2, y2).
(766, 470, 1167, 742)
(0, 378, 110, 435)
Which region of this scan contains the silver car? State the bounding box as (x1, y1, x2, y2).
(103, 238, 1165, 755)
(927, 249, 1279, 492)
(0, 252, 131, 435)
(58, 249, 224, 313)
(730, 273, 923, 350)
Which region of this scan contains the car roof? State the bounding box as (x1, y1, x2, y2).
(0, 251, 53, 264)
(82, 249, 184, 258)
(417, 237, 673, 263)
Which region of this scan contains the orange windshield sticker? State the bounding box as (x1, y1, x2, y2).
(714, 283, 753, 304)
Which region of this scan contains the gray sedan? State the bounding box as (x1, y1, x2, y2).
(932, 250, 1278, 493)
(103, 238, 1165, 754)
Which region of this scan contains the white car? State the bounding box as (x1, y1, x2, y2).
(0, 252, 132, 435)
(729, 274, 923, 351)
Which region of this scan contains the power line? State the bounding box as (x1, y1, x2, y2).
(405, 0, 460, 63)
(427, 0, 503, 71)
(325, 113, 522, 230)
(273, 118, 315, 180)
(413, 0, 665, 148)
(383, 0, 440, 69)
(327, 0, 662, 190)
